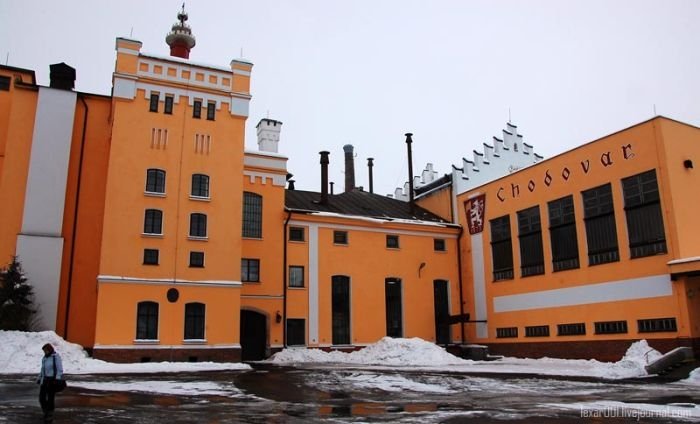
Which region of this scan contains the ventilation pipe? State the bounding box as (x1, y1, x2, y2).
(405, 133, 415, 212)
(330, 182, 335, 195)
(343, 144, 356, 192)
(320, 151, 330, 204)
(367, 158, 374, 194)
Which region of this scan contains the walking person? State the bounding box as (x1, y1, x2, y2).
(37, 343, 63, 422)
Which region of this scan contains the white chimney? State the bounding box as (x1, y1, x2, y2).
(256, 118, 283, 153)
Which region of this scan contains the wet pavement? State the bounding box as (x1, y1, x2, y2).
(1, 364, 698, 423)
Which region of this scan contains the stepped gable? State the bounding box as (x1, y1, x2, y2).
(286, 189, 450, 223)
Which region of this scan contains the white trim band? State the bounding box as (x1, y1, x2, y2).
(493, 274, 673, 313)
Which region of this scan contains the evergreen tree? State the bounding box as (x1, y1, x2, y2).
(0, 256, 36, 331)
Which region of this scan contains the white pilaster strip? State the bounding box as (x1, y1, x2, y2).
(471, 234, 489, 338)
(308, 224, 319, 345)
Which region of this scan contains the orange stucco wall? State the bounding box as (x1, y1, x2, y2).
(458, 117, 699, 347)
(55, 94, 112, 347)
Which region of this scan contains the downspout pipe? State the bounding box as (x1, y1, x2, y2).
(282, 210, 292, 348)
(63, 94, 89, 338)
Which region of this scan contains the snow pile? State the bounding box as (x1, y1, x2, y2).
(270, 338, 667, 379)
(270, 337, 465, 366)
(0, 330, 251, 374)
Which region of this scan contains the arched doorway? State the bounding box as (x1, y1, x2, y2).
(240, 310, 267, 361)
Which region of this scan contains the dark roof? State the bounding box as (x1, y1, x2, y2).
(415, 174, 451, 197)
(285, 189, 451, 224)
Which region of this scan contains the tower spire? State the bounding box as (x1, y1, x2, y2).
(165, 3, 196, 59)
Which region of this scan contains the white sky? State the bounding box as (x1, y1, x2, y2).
(1, 0, 698, 196)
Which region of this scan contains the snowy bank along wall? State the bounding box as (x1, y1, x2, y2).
(456, 117, 700, 361)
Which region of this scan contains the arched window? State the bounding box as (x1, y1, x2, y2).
(191, 174, 210, 198)
(242, 192, 262, 238)
(136, 301, 159, 340)
(144, 209, 163, 234)
(145, 169, 166, 194)
(189, 213, 207, 238)
(184, 302, 206, 340)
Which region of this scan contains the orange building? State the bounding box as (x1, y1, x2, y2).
(0, 8, 464, 362)
(447, 117, 700, 360)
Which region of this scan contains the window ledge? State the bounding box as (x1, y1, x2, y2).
(242, 281, 261, 284)
(144, 192, 166, 198)
(133, 339, 160, 345)
(243, 237, 263, 241)
(189, 196, 211, 202)
(188, 236, 209, 241)
(386, 247, 401, 251)
(142, 233, 164, 238)
(183, 339, 207, 344)
(288, 286, 306, 290)
(333, 243, 349, 247)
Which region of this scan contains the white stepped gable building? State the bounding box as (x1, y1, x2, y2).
(394, 122, 543, 223)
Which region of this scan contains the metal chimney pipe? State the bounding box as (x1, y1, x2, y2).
(405, 133, 415, 209)
(343, 144, 356, 192)
(320, 151, 330, 204)
(330, 182, 335, 195)
(367, 158, 374, 194)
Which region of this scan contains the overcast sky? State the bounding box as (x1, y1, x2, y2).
(1, 1, 698, 196)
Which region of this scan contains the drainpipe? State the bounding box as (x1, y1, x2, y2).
(282, 210, 292, 348)
(63, 94, 89, 339)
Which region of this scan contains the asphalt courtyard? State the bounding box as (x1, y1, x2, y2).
(1, 364, 697, 423)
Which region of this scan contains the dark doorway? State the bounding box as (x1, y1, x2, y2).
(240, 310, 267, 361)
(385, 278, 403, 337)
(433, 280, 451, 345)
(332, 275, 351, 345)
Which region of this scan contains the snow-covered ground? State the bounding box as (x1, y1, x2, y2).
(2, 330, 698, 385)
(0, 330, 251, 375)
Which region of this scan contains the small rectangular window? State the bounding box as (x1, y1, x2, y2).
(557, 323, 586, 336)
(289, 266, 305, 288)
(289, 227, 305, 242)
(0, 76, 10, 91)
(386, 235, 400, 249)
(164, 95, 174, 114)
(333, 231, 348, 245)
(189, 251, 204, 268)
(206, 102, 216, 120)
(496, 327, 518, 338)
(525, 325, 550, 337)
(143, 249, 159, 265)
(193, 100, 202, 119)
(638, 318, 677, 333)
(490, 215, 514, 281)
(144, 209, 163, 235)
(286, 319, 306, 346)
(149, 93, 159, 112)
(189, 213, 207, 238)
(241, 258, 260, 282)
(434, 238, 446, 252)
(594, 320, 628, 334)
(242, 192, 263, 238)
